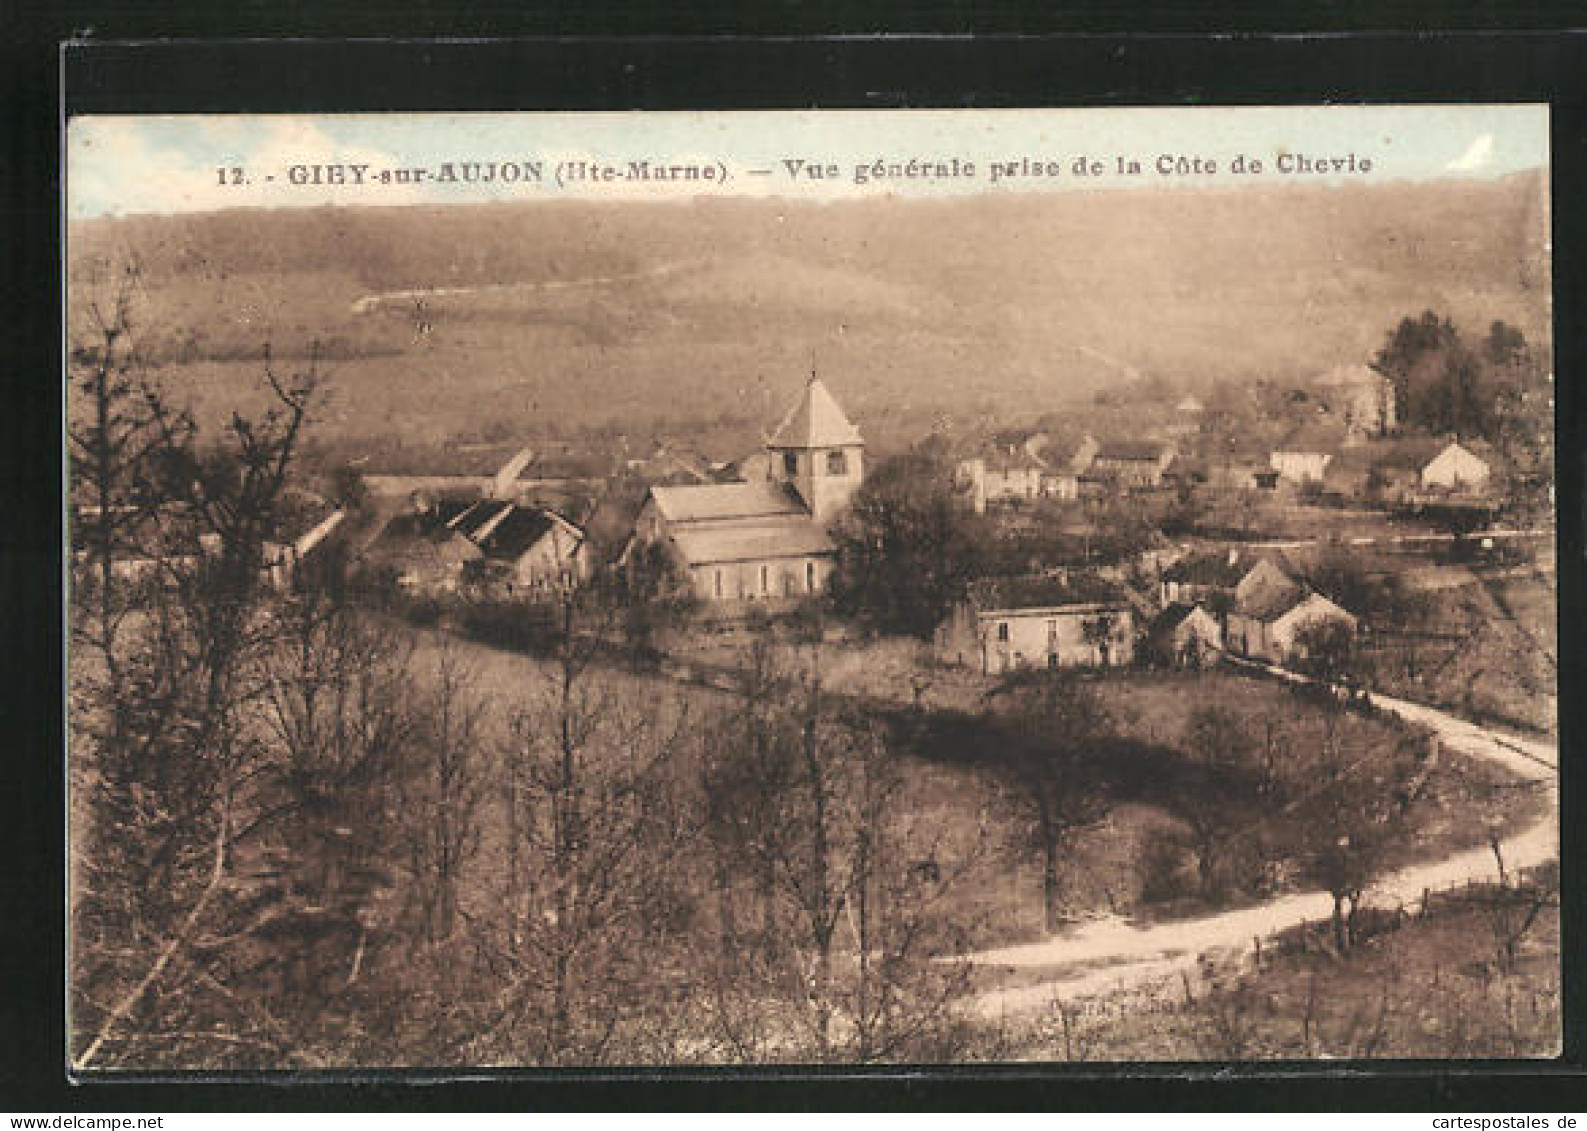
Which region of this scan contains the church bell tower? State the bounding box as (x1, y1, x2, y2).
(765, 373, 865, 524)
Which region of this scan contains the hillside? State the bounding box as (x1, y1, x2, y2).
(66, 173, 1551, 464)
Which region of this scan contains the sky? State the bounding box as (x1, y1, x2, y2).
(66, 105, 1549, 219)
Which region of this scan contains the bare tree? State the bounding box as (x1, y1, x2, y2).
(699, 643, 982, 1063)
(987, 671, 1114, 933)
(400, 640, 487, 945)
(1484, 843, 1558, 976)
(1177, 705, 1265, 900)
(1288, 712, 1425, 953)
(481, 586, 697, 1065)
(68, 290, 324, 1066)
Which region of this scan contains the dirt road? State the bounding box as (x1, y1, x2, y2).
(964, 666, 1557, 1020)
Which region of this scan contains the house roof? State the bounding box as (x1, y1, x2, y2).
(1094, 440, 1167, 463)
(669, 517, 834, 566)
(766, 376, 863, 449)
(967, 572, 1130, 613)
(1235, 575, 1313, 621)
(977, 444, 1048, 473)
(651, 480, 808, 524)
(1424, 440, 1492, 472)
(1148, 601, 1215, 636)
(1162, 550, 1251, 587)
(474, 507, 563, 561)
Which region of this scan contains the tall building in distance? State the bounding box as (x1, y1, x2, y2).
(765, 374, 866, 523)
(629, 374, 865, 603)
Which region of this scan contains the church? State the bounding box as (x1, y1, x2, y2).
(629, 375, 864, 605)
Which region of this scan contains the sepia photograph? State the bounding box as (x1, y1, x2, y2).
(64, 106, 1559, 1071)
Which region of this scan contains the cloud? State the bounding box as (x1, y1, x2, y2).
(1445, 133, 1494, 173)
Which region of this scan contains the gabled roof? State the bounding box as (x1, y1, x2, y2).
(1163, 550, 1251, 588)
(650, 481, 808, 524)
(474, 507, 561, 561)
(1148, 601, 1216, 636)
(966, 572, 1131, 613)
(669, 517, 834, 566)
(1424, 440, 1492, 472)
(766, 377, 864, 449)
(978, 444, 1048, 474)
(1237, 582, 1310, 622)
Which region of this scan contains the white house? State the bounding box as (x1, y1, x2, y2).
(1420, 441, 1491, 492)
(934, 573, 1135, 675)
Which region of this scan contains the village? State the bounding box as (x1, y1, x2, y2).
(272, 346, 1552, 741)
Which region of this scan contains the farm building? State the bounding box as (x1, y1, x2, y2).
(1145, 602, 1224, 668)
(628, 375, 862, 605)
(955, 445, 1046, 513)
(1421, 440, 1492, 492)
(1158, 547, 1256, 607)
(1225, 565, 1357, 665)
(368, 497, 590, 597)
(1269, 420, 1347, 485)
(934, 572, 1136, 675)
(1086, 440, 1176, 489)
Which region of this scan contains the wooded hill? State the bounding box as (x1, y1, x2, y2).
(67, 172, 1550, 461)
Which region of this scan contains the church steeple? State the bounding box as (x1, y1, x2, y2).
(765, 374, 865, 523)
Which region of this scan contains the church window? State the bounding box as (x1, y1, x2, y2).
(826, 450, 847, 475)
(783, 452, 799, 476)
(805, 561, 816, 591)
(713, 569, 723, 599)
(997, 622, 1010, 642)
(760, 564, 769, 594)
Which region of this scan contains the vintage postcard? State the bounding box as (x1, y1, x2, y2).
(65, 106, 1558, 1070)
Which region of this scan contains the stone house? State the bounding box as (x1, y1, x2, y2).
(934, 572, 1136, 675)
(1225, 561, 1356, 665)
(1087, 440, 1176, 490)
(1145, 602, 1224, 667)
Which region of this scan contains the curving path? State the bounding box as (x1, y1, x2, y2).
(964, 663, 1557, 1021)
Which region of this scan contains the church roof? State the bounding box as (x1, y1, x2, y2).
(670, 517, 835, 566)
(650, 480, 808, 524)
(766, 377, 864, 449)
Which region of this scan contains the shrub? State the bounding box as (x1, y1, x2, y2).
(1138, 827, 1199, 905)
